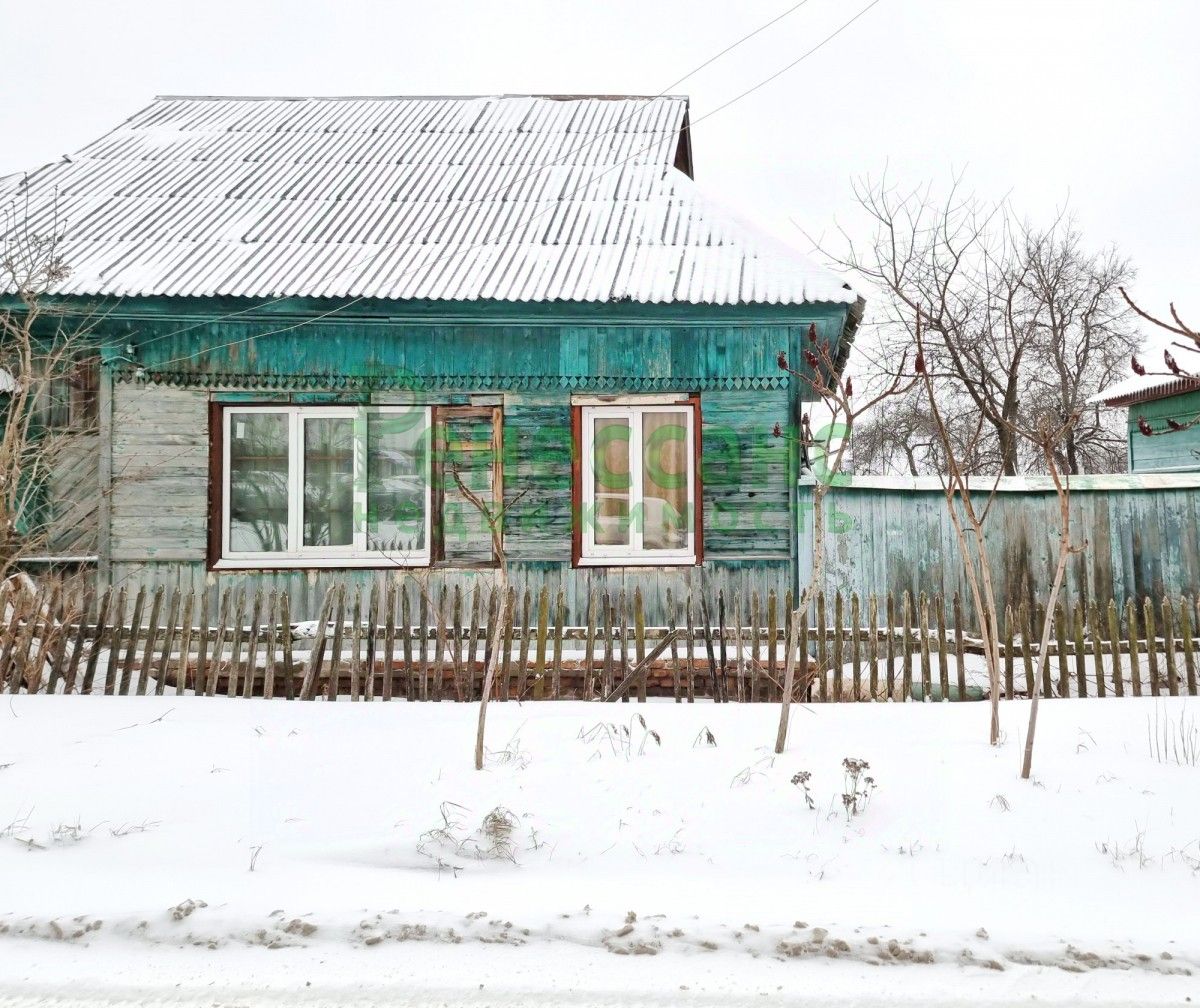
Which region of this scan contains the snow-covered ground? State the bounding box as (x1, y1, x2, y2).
(1, 694, 1197, 1006)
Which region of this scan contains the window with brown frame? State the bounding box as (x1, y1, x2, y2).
(571, 395, 703, 567)
(208, 402, 503, 570)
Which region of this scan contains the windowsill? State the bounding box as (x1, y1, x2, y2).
(576, 555, 699, 568)
(214, 556, 431, 571)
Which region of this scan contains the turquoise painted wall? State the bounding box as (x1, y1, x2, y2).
(1128, 390, 1200, 473)
(72, 295, 855, 621)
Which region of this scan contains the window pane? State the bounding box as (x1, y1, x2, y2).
(593, 417, 630, 546)
(367, 409, 428, 554)
(641, 411, 690, 550)
(304, 417, 354, 547)
(228, 412, 289, 552)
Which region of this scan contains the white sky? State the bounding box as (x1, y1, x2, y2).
(2, 0, 1196, 366)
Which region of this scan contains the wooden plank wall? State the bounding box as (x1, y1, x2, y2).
(800, 477, 1200, 614)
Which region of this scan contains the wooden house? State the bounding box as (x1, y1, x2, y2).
(3, 94, 862, 620)
(1096, 374, 1200, 474)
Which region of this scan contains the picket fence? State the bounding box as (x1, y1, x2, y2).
(2, 580, 1199, 702)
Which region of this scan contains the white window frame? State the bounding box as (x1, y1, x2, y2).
(218, 404, 431, 569)
(579, 402, 696, 566)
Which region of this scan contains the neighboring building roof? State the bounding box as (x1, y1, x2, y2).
(1092, 371, 1200, 407)
(0, 95, 857, 308)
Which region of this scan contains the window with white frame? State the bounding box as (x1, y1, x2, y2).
(220, 405, 430, 567)
(578, 401, 699, 565)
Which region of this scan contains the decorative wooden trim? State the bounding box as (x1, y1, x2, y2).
(123, 371, 790, 393)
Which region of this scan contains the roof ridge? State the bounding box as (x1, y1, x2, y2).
(151, 94, 690, 103)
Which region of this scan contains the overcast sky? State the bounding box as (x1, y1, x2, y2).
(3, 0, 1196, 363)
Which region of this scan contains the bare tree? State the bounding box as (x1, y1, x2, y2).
(0, 195, 100, 580)
(824, 175, 1138, 476)
(772, 323, 917, 753)
(1122, 291, 1200, 435)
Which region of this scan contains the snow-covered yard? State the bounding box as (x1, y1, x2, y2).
(1, 694, 1197, 1006)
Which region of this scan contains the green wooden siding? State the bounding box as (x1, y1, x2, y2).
(800, 476, 1200, 610)
(82, 296, 853, 621)
(1128, 390, 1200, 473)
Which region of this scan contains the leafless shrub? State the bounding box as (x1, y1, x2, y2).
(579, 714, 660, 760)
(1147, 704, 1198, 768)
(791, 770, 816, 810)
(841, 757, 876, 821)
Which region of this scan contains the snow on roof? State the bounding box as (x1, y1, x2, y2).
(0, 95, 857, 308)
(1090, 371, 1200, 407)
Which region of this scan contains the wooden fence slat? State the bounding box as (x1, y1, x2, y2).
(1162, 596, 1179, 697)
(716, 591, 727, 704)
(552, 588, 565, 700)
(263, 590, 278, 700)
(445, 584, 461, 702)
(1089, 601, 1106, 699)
(1019, 601, 1035, 699)
(901, 592, 913, 703)
(832, 591, 845, 702)
(382, 582, 397, 702)
(953, 592, 965, 702)
(634, 587, 647, 703)
(105, 588, 128, 697)
(466, 586, 484, 702)
(154, 589, 181, 698)
(401, 587, 414, 701)
(365, 583, 380, 702)
(517, 588, 532, 700)
(299, 587, 335, 701)
(280, 592, 295, 701)
(1054, 604, 1069, 698)
(500, 586, 516, 702)
(1144, 597, 1160, 697)
(533, 586, 549, 700)
(666, 588, 682, 703)
(918, 594, 932, 702)
(205, 588, 230, 698)
(1106, 599, 1123, 697)
(868, 594, 880, 700)
(195, 588, 212, 697)
(244, 590, 264, 700)
(816, 592, 829, 703)
(851, 593, 862, 701)
(62, 589, 95, 695)
(80, 586, 112, 696)
(417, 592, 429, 702)
(766, 590, 778, 703)
(935, 595, 949, 702)
(1181, 596, 1197, 696)
(118, 587, 146, 696)
(1071, 601, 1087, 699)
(6, 587, 48, 694)
(685, 594, 696, 703)
(327, 586, 346, 701)
(348, 591, 363, 702)
(731, 591, 745, 703)
(433, 585, 449, 702)
(227, 590, 247, 699)
(583, 591, 597, 699)
(176, 591, 195, 697)
(1125, 598, 1141, 697)
(885, 593, 896, 700)
(749, 592, 762, 703)
(43, 592, 72, 695)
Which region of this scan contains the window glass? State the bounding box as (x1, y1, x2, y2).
(228, 412, 290, 552)
(367, 409, 427, 553)
(303, 416, 355, 547)
(641, 411, 689, 551)
(593, 417, 630, 546)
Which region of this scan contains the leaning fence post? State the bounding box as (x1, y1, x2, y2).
(901, 592, 913, 703)
(918, 593, 932, 703)
(1125, 597, 1141, 697)
(176, 591, 195, 697)
(1071, 601, 1087, 699)
(952, 591, 966, 702)
(154, 588, 181, 698)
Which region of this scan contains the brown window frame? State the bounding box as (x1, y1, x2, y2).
(207, 401, 504, 572)
(570, 394, 703, 569)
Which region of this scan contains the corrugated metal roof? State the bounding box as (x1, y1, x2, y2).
(1092, 372, 1200, 407)
(2, 95, 856, 307)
